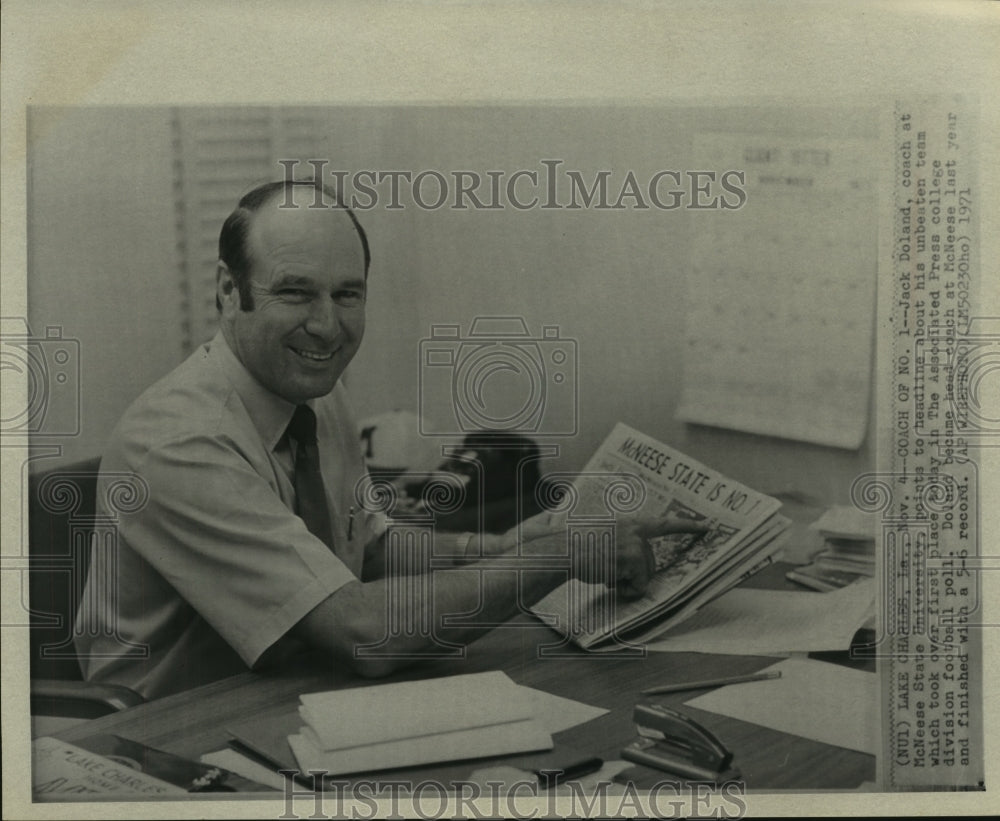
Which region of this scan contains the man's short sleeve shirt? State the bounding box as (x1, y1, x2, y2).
(75, 333, 379, 699)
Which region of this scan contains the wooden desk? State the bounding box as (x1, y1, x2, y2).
(55, 564, 875, 793)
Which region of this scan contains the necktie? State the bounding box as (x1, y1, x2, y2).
(286, 405, 335, 550)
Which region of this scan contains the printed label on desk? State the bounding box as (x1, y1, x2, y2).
(875, 95, 985, 790)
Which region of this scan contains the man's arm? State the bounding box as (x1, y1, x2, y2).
(296, 516, 706, 678)
(359, 528, 508, 581)
(295, 558, 563, 678)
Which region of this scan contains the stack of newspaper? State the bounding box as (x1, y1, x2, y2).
(532, 422, 791, 650)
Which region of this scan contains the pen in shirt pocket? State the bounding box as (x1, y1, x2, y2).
(347, 506, 355, 540)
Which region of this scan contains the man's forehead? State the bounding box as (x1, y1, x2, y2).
(248, 191, 364, 265)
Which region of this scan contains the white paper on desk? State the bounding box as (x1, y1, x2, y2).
(203, 716, 616, 793)
(517, 684, 608, 734)
(645, 578, 875, 655)
(201, 749, 287, 791)
(290, 717, 552, 776)
(299, 670, 530, 750)
(685, 657, 878, 754)
(289, 671, 604, 776)
(810, 505, 877, 541)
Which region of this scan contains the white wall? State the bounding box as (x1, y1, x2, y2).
(28, 107, 183, 468)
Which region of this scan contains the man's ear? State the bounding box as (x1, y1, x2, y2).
(217, 261, 238, 315)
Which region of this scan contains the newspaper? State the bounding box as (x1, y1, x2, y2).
(532, 423, 790, 649)
(32, 737, 184, 799)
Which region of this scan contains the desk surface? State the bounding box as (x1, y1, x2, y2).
(54, 564, 875, 793)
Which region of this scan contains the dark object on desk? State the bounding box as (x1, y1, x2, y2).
(73, 733, 273, 792)
(393, 431, 551, 533)
(533, 756, 604, 787)
(621, 704, 741, 783)
(27, 458, 146, 718)
(809, 623, 878, 671)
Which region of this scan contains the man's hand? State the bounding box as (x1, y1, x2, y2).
(513, 511, 710, 600)
(577, 514, 710, 600)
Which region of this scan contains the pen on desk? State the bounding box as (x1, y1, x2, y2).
(533, 756, 604, 786)
(641, 670, 782, 695)
(347, 506, 355, 540)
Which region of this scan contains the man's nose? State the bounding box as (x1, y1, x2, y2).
(303, 297, 341, 339)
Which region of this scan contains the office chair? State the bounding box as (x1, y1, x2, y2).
(28, 458, 144, 719)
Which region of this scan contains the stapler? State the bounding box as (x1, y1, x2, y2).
(621, 704, 741, 782)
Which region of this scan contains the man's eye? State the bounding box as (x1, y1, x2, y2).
(277, 288, 312, 300)
(335, 290, 366, 307)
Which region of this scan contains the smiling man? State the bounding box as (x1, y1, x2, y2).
(218, 182, 369, 403)
(75, 180, 700, 700)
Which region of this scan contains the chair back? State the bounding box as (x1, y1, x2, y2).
(28, 457, 102, 681)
